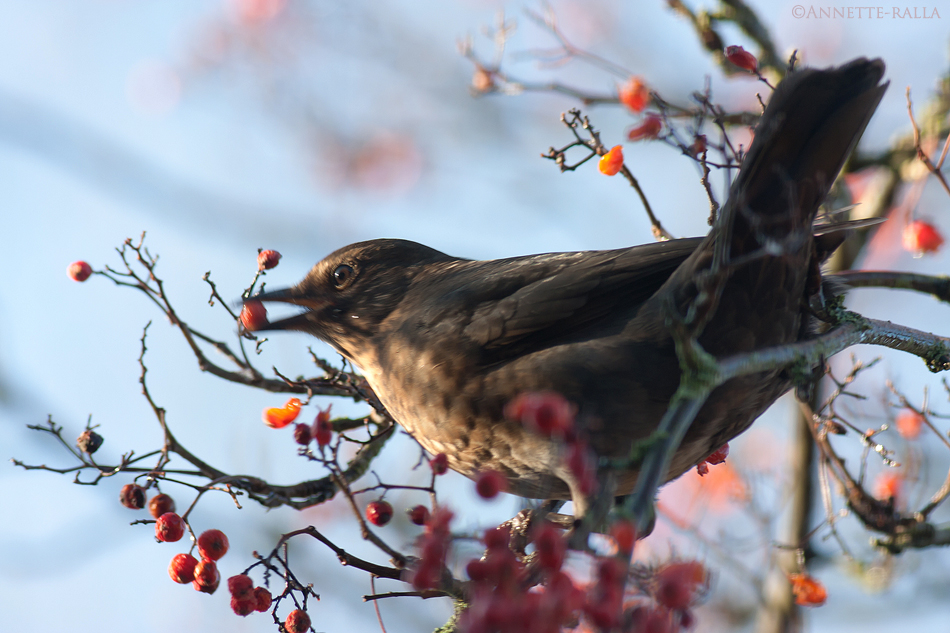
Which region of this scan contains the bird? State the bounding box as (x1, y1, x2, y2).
(246, 58, 888, 524)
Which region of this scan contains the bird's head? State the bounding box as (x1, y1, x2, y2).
(244, 238, 454, 357)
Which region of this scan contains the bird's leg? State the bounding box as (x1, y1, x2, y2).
(567, 467, 619, 550)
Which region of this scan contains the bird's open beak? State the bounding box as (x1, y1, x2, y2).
(243, 287, 321, 331)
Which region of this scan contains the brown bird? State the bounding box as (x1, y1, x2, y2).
(248, 59, 887, 522)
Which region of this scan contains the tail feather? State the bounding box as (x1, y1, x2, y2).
(725, 58, 888, 255)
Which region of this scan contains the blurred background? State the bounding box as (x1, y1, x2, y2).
(2, 1, 949, 631)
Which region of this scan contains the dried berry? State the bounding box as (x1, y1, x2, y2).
(67, 260, 92, 282)
(155, 512, 185, 543)
(366, 500, 394, 527)
(76, 429, 103, 454)
(168, 553, 199, 584)
(197, 529, 230, 561)
(228, 574, 254, 598)
(293, 423, 312, 445)
(257, 249, 282, 270)
(284, 609, 311, 633)
(148, 493, 176, 519)
(627, 115, 663, 141)
(231, 595, 256, 616)
(253, 586, 272, 612)
(119, 483, 146, 510)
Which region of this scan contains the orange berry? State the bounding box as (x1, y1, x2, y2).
(874, 472, 902, 502)
(627, 115, 663, 141)
(263, 397, 302, 428)
(598, 145, 624, 176)
(618, 76, 650, 113)
(788, 572, 827, 606)
(895, 409, 924, 439)
(724, 45, 758, 72)
(285, 609, 311, 633)
(902, 220, 944, 256)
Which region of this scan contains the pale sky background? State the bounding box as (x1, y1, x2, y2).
(2, 1, 949, 631)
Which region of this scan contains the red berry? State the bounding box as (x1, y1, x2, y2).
(155, 512, 185, 542)
(67, 260, 92, 282)
(408, 504, 430, 526)
(240, 300, 269, 330)
(627, 115, 663, 141)
(284, 609, 311, 633)
(903, 220, 944, 255)
(197, 529, 230, 561)
(312, 406, 333, 446)
(253, 586, 272, 612)
(724, 45, 758, 72)
(533, 523, 566, 571)
(119, 483, 146, 510)
(609, 519, 637, 555)
(705, 444, 729, 465)
(429, 453, 448, 475)
(168, 553, 199, 584)
(76, 429, 103, 454)
(654, 561, 707, 610)
(466, 558, 489, 582)
(293, 423, 312, 445)
(193, 559, 220, 594)
(227, 574, 254, 598)
(257, 249, 282, 270)
(366, 500, 394, 526)
(505, 392, 575, 438)
(148, 493, 176, 519)
(231, 595, 256, 617)
(475, 469, 507, 499)
(483, 526, 510, 550)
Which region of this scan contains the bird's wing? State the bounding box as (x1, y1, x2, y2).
(461, 237, 704, 355)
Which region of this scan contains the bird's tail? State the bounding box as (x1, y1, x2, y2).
(722, 57, 888, 258)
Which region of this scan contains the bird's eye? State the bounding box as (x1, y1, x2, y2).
(332, 264, 355, 288)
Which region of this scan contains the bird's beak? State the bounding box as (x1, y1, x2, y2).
(244, 286, 321, 331)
